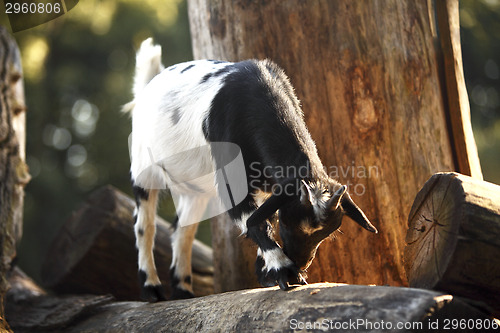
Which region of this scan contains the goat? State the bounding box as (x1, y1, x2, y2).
(127, 38, 378, 301)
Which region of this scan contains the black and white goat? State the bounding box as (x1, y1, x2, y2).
(127, 39, 378, 301)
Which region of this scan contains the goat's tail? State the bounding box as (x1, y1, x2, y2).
(122, 38, 164, 113)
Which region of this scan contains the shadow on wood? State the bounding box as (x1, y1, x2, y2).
(40, 185, 214, 300)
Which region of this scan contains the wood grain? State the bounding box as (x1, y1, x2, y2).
(405, 172, 500, 316)
(7, 283, 494, 332)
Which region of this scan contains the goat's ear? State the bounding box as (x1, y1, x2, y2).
(341, 192, 378, 233)
(327, 185, 347, 211)
(247, 185, 293, 228)
(300, 180, 314, 206)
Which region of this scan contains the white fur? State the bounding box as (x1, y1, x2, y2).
(234, 213, 250, 236)
(133, 38, 164, 96)
(130, 60, 233, 193)
(257, 248, 293, 272)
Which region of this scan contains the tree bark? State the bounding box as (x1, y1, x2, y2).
(0, 26, 29, 332)
(405, 172, 500, 317)
(6, 283, 496, 333)
(41, 186, 214, 300)
(188, 0, 481, 291)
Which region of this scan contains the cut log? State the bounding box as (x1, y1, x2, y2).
(7, 293, 114, 333)
(405, 172, 500, 316)
(41, 185, 214, 300)
(6, 267, 46, 303)
(6, 267, 113, 332)
(6, 283, 496, 333)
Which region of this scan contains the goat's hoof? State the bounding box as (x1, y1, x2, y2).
(170, 287, 195, 300)
(255, 255, 307, 290)
(141, 284, 167, 302)
(277, 273, 306, 291)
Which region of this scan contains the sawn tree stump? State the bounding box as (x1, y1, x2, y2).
(405, 172, 500, 316)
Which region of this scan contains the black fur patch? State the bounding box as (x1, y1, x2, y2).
(171, 108, 181, 125)
(200, 65, 233, 84)
(202, 118, 209, 140)
(171, 286, 194, 300)
(201, 72, 213, 83)
(172, 215, 179, 229)
(184, 275, 192, 285)
(181, 64, 195, 73)
(255, 255, 276, 287)
(208, 60, 227, 64)
(169, 267, 194, 300)
(138, 270, 167, 302)
(204, 60, 310, 222)
(169, 267, 179, 285)
(138, 228, 144, 236)
(247, 223, 278, 252)
(132, 185, 149, 207)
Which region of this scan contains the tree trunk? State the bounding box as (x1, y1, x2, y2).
(187, 0, 481, 291)
(405, 172, 500, 317)
(0, 26, 29, 332)
(41, 186, 214, 300)
(6, 282, 495, 333)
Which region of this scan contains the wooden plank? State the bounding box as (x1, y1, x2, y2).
(435, 0, 483, 179)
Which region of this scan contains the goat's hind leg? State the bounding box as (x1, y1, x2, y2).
(169, 195, 208, 299)
(133, 185, 166, 302)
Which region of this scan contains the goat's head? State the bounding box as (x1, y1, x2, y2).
(251, 179, 378, 271)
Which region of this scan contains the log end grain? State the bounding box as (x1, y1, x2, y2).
(405, 172, 500, 316)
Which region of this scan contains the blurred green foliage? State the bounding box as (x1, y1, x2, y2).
(461, 0, 500, 185)
(0, 0, 497, 284)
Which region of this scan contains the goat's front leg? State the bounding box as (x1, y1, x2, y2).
(246, 220, 307, 290)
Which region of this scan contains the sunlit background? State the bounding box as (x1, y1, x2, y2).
(0, 0, 498, 284)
